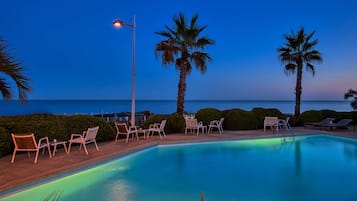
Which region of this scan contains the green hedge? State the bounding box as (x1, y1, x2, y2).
(222, 108, 259, 130)
(0, 127, 11, 157)
(140, 113, 185, 133)
(195, 108, 222, 126)
(0, 114, 115, 158)
(251, 107, 285, 128)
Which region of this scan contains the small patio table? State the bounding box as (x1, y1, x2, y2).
(51, 139, 68, 156)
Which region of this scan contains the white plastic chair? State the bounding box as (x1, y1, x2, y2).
(264, 116, 279, 133)
(185, 118, 206, 136)
(11, 133, 52, 164)
(278, 117, 291, 131)
(68, 126, 99, 155)
(208, 118, 224, 135)
(148, 120, 166, 140)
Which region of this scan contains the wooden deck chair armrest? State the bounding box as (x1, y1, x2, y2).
(82, 130, 88, 138)
(70, 134, 83, 140)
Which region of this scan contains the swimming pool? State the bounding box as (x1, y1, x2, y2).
(1, 134, 357, 201)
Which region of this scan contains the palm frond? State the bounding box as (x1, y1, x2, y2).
(0, 78, 11, 99)
(0, 36, 31, 101)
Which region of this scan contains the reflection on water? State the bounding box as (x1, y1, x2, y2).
(344, 142, 357, 163)
(294, 140, 301, 175)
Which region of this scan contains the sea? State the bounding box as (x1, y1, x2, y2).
(0, 100, 353, 116)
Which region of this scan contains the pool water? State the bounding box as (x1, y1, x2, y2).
(1, 134, 357, 201)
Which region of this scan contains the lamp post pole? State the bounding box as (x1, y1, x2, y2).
(113, 15, 136, 126)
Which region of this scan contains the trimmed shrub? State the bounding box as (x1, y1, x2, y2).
(296, 110, 323, 126)
(141, 113, 185, 134)
(195, 108, 222, 126)
(251, 107, 285, 128)
(64, 115, 115, 142)
(296, 110, 338, 126)
(0, 127, 11, 157)
(166, 113, 185, 133)
(140, 114, 168, 129)
(223, 109, 259, 130)
(0, 114, 115, 157)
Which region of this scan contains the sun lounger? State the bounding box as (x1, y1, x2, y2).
(320, 119, 353, 131)
(304, 117, 335, 128)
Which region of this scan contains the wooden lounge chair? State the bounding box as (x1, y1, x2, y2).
(11, 133, 52, 164)
(264, 116, 279, 133)
(114, 122, 138, 143)
(148, 120, 166, 139)
(321, 119, 353, 131)
(68, 126, 99, 155)
(304, 117, 335, 128)
(208, 118, 224, 135)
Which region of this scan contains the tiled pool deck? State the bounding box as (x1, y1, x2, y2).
(1, 127, 356, 192)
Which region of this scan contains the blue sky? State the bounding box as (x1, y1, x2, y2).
(1, 0, 356, 101)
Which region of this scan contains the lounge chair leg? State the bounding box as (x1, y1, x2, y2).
(83, 144, 88, 155)
(68, 142, 72, 154)
(47, 145, 52, 158)
(94, 140, 99, 151)
(11, 151, 17, 163)
(34, 150, 39, 164)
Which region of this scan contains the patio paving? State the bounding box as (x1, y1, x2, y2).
(0, 127, 356, 193)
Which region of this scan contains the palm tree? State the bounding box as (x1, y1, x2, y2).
(155, 12, 214, 114)
(344, 89, 357, 110)
(0, 36, 31, 101)
(277, 27, 322, 117)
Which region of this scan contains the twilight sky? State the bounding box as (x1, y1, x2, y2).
(1, 0, 356, 101)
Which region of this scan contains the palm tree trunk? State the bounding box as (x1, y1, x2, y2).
(295, 61, 303, 118)
(176, 70, 186, 114)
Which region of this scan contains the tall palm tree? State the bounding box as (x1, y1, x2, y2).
(344, 89, 357, 110)
(155, 12, 214, 114)
(0, 36, 31, 101)
(278, 27, 322, 117)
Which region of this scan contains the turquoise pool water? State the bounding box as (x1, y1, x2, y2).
(1, 134, 357, 201)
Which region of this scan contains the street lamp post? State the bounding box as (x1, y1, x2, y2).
(113, 15, 136, 126)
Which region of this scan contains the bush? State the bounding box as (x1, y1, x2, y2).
(222, 109, 259, 130)
(195, 108, 222, 126)
(141, 114, 168, 129)
(0, 114, 115, 157)
(141, 113, 185, 134)
(166, 113, 185, 133)
(65, 115, 115, 142)
(296, 110, 338, 126)
(0, 127, 11, 157)
(251, 108, 285, 128)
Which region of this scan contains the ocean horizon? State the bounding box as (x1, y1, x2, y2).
(0, 99, 353, 116)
